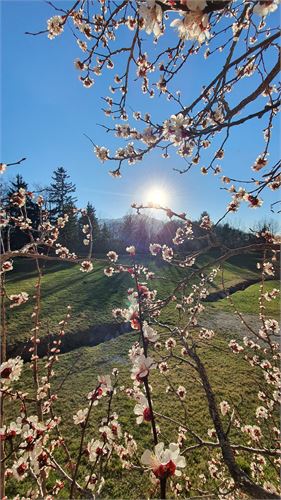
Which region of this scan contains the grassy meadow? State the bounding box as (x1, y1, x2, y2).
(5, 253, 261, 346)
(211, 279, 280, 318)
(4, 254, 280, 498)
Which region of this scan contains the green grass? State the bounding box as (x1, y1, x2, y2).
(4, 256, 279, 498)
(5, 255, 261, 346)
(5, 260, 129, 345)
(210, 280, 280, 318)
(5, 323, 279, 498)
(199, 253, 260, 290)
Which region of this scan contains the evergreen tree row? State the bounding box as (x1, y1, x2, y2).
(1, 167, 111, 254)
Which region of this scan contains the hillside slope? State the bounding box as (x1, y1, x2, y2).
(5, 255, 261, 347)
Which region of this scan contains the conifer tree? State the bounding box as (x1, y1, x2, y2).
(48, 167, 78, 250)
(5, 175, 40, 250)
(48, 167, 76, 218)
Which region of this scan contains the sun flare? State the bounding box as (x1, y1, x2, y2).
(145, 187, 168, 207)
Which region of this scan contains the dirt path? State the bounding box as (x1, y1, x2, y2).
(201, 310, 258, 337)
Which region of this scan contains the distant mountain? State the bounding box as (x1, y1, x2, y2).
(100, 215, 165, 239)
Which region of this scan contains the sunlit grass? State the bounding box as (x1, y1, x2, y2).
(6, 324, 277, 498)
(210, 280, 280, 318)
(4, 257, 279, 498)
(5, 255, 261, 346)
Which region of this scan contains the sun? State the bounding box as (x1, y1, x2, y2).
(145, 187, 168, 207)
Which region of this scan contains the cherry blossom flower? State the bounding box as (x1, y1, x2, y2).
(229, 339, 244, 353)
(126, 245, 136, 255)
(74, 59, 86, 70)
(77, 39, 87, 52)
(128, 343, 144, 362)
(264, 318, 279, 334)
(139, 0, 163, 38)
(134, 395, 152, 424)
(0, 357, 23, 386)
(199, 328, 214, 340)
(163, 113, 191, 144)
(141, 442, 186, 479)
(162, 245, 173, 262)
(55, 245, 70, 259)
(1, 260, 13, 274)
(256, 406, 269, 419)
(200, 215, 213, 230)
(81, 76, 94, 88)
(0, 210, 9, 229)
(10, 188, 26, 208)
(80, 260, 93, 272)
(165, 337, 176, 350)
(110, 418, 122, 439)
(159, 362, 169, 374)
(220, 400, 230, 416)
(99, 424, 115, 443)
(253, 0, 280, 16)
(73, 408, 88, 425)
(245, 194, 263, 208)
(98, 374, 112, 393)
(85, 474, 105, 493)
(104, 266, 115, 277)
(149, 243, 162, 256)
(87, 439, 106, 461)
(171, 11, 210, 43)
(47, 15, 64, 38)
(207, 428, 217, 438)
(107, 251, 118, 262)
(11, 457, 28, 481)
(242, 424, 263, 441)
(0, 163, 7, 174)
(264, 367, 280, 386)
(263, 288, 279, 301)
(131, 354, 156, 382)
(257, 261, 275, 276)
(208, 459, 221, 479)
(112, 307, 125, 319)
(183, 0, 207, 10)
(9, 292, 29, 308)
(227, 198, 240, 212)
(176, 386, 187, 400)
(262, 481, 279, 495)
(252, 154, 268, 171)
(143, 321, 159, 343)
(87, 386, 103, 405)
(95, 146, 109, 163)
(124, 299, 141, 330)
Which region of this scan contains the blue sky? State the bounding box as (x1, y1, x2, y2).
(1, 1, 280, 228)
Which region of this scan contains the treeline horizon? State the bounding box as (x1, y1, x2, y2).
(1, 166, 278, 256)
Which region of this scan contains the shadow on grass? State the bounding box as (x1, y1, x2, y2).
(7, 321, 132, 361)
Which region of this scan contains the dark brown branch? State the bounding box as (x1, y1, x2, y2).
(188, 347, 280, 500)
(228, 53, 281, 119)
(157, 0, 231, 14)
(6, 157, 26, 167)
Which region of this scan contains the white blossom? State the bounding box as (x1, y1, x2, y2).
(141, 442, 186, 478)
(143, 321, 159, 343)
(73, 408, 88, 425)
(253, 0, 280, 16)
(0, 357, 23, 386)
(139, 0, 163, 38)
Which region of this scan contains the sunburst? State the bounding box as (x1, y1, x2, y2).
(145, 187, 168, 207)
